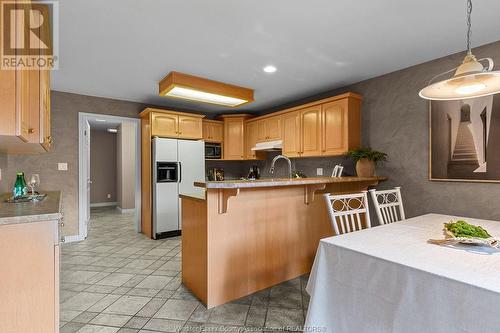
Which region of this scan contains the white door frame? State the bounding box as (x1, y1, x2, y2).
(76, 112, 141, 242)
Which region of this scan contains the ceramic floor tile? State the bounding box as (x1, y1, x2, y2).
(143, 318, 185, 332)
(154, 299, 198, 321)
(103, 295, 152, 315)
(61, 207, 307, 333)
(90, 313, 132, 327)
(208, 303, 250, 326)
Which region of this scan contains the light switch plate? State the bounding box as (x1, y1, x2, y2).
(316, 168, 323, 176)
(58, 163, 68, 171)
(107, 194, 111, 199)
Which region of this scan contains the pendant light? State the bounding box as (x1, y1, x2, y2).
(419, 0, 500, 100)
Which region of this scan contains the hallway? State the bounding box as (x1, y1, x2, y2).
(60, 207, 309, 333)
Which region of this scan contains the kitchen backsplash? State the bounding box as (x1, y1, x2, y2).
(206, 152, 358, 180)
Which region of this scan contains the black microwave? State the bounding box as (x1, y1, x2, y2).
(205, 143, 221, 159)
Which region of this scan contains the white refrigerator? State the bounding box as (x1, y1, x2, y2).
(152, 138, 205, 239)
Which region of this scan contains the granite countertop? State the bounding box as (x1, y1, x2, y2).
(179, 192, 206, 201)
(0, 191, 62, 225)
(195, 176, 387, 189)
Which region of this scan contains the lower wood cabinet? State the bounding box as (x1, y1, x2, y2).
(0, 219, 60, 332)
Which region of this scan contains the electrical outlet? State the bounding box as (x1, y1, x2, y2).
(316, 168, 323, 176)
(107, 194, 111, 199)
(58, 163, 68, 171)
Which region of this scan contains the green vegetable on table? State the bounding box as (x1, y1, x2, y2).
(445, 220, 491, 239)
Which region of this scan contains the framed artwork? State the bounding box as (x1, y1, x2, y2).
(429, 93, 500, 183)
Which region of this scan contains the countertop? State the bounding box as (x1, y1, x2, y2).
(179, 192, 206, 201)
(0, 191, 62, 225)
(194, 176, 387, 189)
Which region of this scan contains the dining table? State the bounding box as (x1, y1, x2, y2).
(305, 213, 500, 333)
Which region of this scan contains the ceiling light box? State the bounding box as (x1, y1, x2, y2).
(159, 71, 254, 107)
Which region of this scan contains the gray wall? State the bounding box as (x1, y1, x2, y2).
(258, 40, 500, 221)
(90, 129, 117, 204)
(116, 122, 136, 210)
(3, 92, 146, 236)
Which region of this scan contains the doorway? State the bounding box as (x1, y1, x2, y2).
(78, 113, 141, 240)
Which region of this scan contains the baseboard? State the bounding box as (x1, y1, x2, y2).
(64, 234, 85, 243)
(116, 206, 135, 214)
(90, 202, 117, 208)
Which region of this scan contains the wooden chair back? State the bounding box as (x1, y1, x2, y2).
(324, 192, 371, 235)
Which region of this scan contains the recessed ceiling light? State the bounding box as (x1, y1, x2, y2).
(107, 128, 118, 133)
(263, 65, 277, 73)
(95, 119, 106, 122)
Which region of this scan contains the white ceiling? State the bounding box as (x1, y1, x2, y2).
(52, 0, 500, 113)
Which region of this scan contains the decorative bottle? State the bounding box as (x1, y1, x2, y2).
(12, 172, 27, 198)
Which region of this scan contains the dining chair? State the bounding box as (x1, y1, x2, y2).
(324, 191, 371, 235)
(369, 187, 405, 225)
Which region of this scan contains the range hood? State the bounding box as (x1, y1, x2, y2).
(251, 140, 282, 151)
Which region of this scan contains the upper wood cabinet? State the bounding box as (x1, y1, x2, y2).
(202, 120, 223, 143)
(0, 6, 52, 154)
(145, 109, 204, 139)
(300, 106, 322, 157)
(282, 111, 301, 158)
(178, 115, 203, 139)
(256, 116, 282, 142)
(281, 94, 361, 158)
(219, 115, 252, 160)
(245, 121, 259, 159)
(151, 113, 178, 137)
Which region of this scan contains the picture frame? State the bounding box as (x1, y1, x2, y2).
(429, 94, 500, 183)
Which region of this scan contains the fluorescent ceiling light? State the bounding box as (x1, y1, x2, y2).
(263, 65, 277, 73)
(419, 0, 500, 100)
(95, 119, 106, 122)
(107, 128, 118, 133)
(166, 86, 248, 107)
(159, 71, 254, 107)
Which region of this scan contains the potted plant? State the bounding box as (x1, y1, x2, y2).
(345, 148, 387, 177)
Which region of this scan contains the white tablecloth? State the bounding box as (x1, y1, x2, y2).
(305, 214, 500, 333)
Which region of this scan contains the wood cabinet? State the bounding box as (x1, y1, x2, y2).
(148, 109, 204, 139)
(222, 116, 246, 160)
(0, 1, 52, 154)
(281, 94, 361, 158)
(282, 111, 302, 157)
(256, 116, 282, 142)
(178, 115, 203, 139)
(202, 120, 224, 143)
(0, 219, 60, 332)
(322, 99, 347, 155)
(300, 106, 322, 157)
(245, 121, 259, 159)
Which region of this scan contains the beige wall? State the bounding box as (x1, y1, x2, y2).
(90, 129, 117, 204)
(116, 122, 136, 210)
(3, 92, 145, 237)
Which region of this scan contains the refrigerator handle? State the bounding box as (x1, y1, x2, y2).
(178, 162, 182, 183)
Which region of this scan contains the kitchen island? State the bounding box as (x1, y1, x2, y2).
(180, 176, 385, 308)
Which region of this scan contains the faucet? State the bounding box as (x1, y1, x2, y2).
(269, 155, 292, 179)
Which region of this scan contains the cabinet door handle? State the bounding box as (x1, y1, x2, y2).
(28, 128, 35, 134)
(46, 136, 53, 144)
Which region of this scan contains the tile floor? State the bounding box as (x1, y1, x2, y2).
(60, 207, 310, 333)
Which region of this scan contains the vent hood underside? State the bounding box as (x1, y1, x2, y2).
(251, 140, 283, 151)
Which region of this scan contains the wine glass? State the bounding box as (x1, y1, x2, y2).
(29, 174, 40, 196)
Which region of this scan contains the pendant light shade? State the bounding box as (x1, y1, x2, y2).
(419, 0, 500, 100)
(419, 54, 500, 100)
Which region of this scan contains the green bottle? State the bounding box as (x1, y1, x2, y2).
(13, 172, 27, 198)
